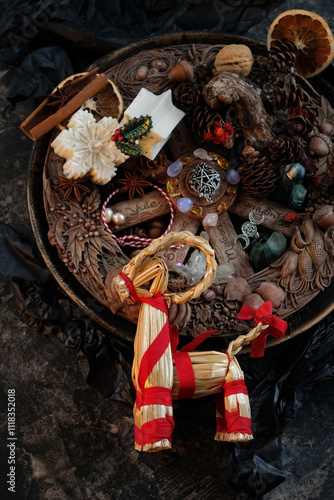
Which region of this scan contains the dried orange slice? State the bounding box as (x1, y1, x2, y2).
(267, 9, 334, 78)
(54, 72, 123, 120)
(81, 79, 124, 121)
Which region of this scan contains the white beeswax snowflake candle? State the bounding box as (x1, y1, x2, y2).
(51, 109, 128, 184)
(123, 88, 185, 160)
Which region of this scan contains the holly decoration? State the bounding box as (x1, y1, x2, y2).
(111, 115, 153, 157)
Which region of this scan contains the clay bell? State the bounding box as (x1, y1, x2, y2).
(168, 60, 194, 82)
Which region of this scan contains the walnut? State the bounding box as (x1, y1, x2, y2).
(214, 44, 254, 77)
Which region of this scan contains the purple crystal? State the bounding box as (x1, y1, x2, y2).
(226, 169, 240, 185)
(193, 148, 208, 160)
(177, 197, 193, 213)
(167, 160, 183, 177)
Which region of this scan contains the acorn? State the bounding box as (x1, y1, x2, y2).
(148, 67, 160, 77)
(308, 136, 330, 156)
(168, 60, 194, 82)
(136, 65, 148, 80)
(318, 122, 333, 136)
(151, 59, 168, 71)
(201, 289, 216, 302)
(313, 205, 334, 229)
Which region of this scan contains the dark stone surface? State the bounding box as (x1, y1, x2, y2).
(1, 2, 334, 499)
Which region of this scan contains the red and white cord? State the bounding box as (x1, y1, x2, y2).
(101, 185, 175, 248)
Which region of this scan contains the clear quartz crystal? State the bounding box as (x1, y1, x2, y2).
(173, 231, 234, 284)
(193, 148, 208, 160)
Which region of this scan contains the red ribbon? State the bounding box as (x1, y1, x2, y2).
(135, 415, 175, 446)
(216, 413, 252, 435)
(135, 387, 173, 410)
(237, 301, 288, 358)
(216, 380, 252, 436)
(170, 325, 217, 400)
(120, 272, 173, 446)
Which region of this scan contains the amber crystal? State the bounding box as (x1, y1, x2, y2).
(190, 205, 203, 216)
(167, 178, 180, 197)
(217, 201, 227, 212)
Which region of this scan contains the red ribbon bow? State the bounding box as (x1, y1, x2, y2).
(237, 301, 288, 358)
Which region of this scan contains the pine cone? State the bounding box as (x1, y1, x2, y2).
(271, 87, 288, 110)
(139, 149, 167, 180)
(287, 116, 313, 137)
(286, 83, 310, 111)
(239, 146, 279, 197)
(269, 39, 297, 72)
(248, 55, 281, 97)
(194, 61, 214, 88)
(172, 82, 201, 113)
(191, 104, 224, 138)
(269, 135, 305, 164)
(271, 83, 310, 113)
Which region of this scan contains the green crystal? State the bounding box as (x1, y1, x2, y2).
(250, 242, 272, 272)
(250, 232, 286, 272)
(266, 232, 287, 261)
(288, 184, 307, 210)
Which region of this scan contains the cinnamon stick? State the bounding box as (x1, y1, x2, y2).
(20, 68, 108, 140)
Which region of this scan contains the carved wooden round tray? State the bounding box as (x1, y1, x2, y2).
(28, 32, 334, 348)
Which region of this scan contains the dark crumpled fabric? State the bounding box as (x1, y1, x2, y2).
(2, 0, 334, 102)
(6, 46, 73, 102)
(1, 223, 334, 497)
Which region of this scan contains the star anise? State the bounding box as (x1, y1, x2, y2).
(118, 170, 152, 199)
(54, 174, 92, 200)
(47, 82, 77, 111)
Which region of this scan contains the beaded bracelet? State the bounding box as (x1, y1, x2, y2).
(101, 184, 175, 248)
